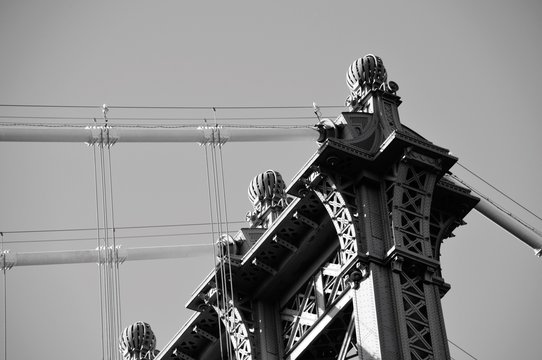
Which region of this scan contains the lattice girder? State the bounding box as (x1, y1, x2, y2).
(275, 172, 366, 358)
(310, 172, 360, 267)
(211, 295, 254, 360)
(386, 160, 438, 259)
(280, 249, 356, 355)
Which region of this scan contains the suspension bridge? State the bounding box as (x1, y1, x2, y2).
(1, 55, 541, 360)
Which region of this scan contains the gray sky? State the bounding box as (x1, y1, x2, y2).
(1, 1, 541, 359)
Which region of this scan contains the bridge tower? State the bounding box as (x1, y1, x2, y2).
(155, 55, 478, 360)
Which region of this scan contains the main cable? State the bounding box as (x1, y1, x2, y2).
(1, 231, 237, 245)
(1, 220, 247, 235)
(0, 122, 317, 129)
(449, 173, 542, 238)
(457, 161, 542, 223)
(0, 115, 324, 122)
(0, 103, 343, 110)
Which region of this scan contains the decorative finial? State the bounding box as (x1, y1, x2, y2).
(346, 54, 388, 93)
(247, 170, 288, 227)
(345, 54, 399, 110)
(119, 321, 159, 360)
(248, 170, 287, 207)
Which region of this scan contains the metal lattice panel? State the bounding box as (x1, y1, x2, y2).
(282, 279, 320, 350)
(280, 250, 351, 353)
(296, 303, 355, 360)
(399, 269, 433, 360)
(312, 173, 359, 265)
(212, 303, 253, 360)
(280, 172, 360, 355)
(321, 253, 348, 306)
(386, 162, 437, 258)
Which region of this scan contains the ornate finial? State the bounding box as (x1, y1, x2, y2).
(119, 321, 159, 360)
(346, 54, 399, 110)
(346, 54, 388, 93)
(247, 170, 288, 227)
(248, 170, 287, 207)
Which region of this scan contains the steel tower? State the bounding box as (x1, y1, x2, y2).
(151, 54, 479, 360)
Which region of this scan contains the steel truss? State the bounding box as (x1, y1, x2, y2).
(156, 69, 479, 360)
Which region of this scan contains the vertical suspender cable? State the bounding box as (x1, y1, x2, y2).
(93, 109, 122, 360)
(211, 124, 232, 359)
(215, 112, 237, 358)
(1, 232, 7, 360)
(101, 109, 112, 360)
(99, 126, 111, 360)
(203, 120, 225, 360)
(107, 134, 122, 354)
(92, 134, 106, 360)
(103, 105, 121, 360)
(212, 109, 232, 359)
(203, 107, 235, 359)
(100, 105, 117, 360)
(99, 127, 113, 360)
(219, 143, 236, 313)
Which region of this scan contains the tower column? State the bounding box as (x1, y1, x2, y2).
(351, 269, 382, 359)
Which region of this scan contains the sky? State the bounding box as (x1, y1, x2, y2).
(1, 1, 541, 359)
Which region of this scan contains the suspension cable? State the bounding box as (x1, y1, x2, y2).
(1, 220, 247, 235)
(199, 107, 240, 359)
(101, 123, 115, 360)
(92, 127, 106, 360)
(0, 121, 317, 129)
(212, 119, 233, 359)
(457, 162, 542, 223)
(100, 120, 109, 360)
(203, 119, 225, 360)
(448, 339, 478, 360)
(449, 173, 542, 238)
(218, 120, 238, 358)
(107, 128, 123, 357)
(220, 154, 235, 360)
(220, 145, 235, 300)
(0, 103, 343, 110)
(90, 107, 123, 360)
(0, 231, 238, 245)
(1, 232, 7, 360)
(0, 115, 322, 122)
